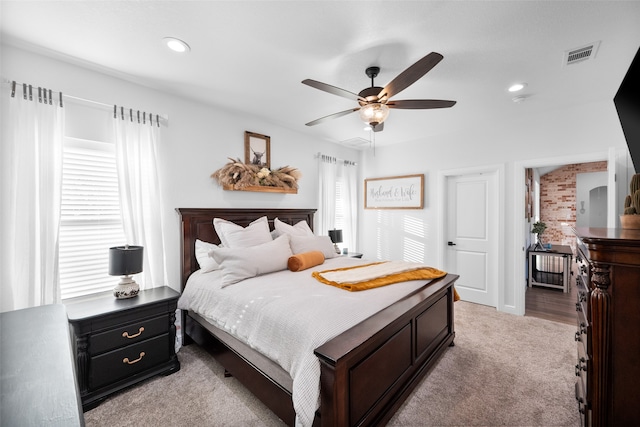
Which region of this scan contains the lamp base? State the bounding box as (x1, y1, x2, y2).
(113, 276, 140, 299)
(333, 243, 341, 254)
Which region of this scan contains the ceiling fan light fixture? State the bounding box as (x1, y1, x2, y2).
(359, 103, 389, 126)
(163, 37, 191, 53)
(508, 82, 527, 92)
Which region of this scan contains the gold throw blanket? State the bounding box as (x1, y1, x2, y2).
(312, 260, 449, 292)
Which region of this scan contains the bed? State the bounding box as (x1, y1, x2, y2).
(177, 207, 459, 427)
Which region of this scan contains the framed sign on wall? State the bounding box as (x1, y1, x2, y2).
(364, 174, 424, 209)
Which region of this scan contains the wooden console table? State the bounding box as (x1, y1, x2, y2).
(528, 244, 573, 292)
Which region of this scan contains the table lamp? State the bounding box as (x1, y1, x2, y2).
(109, 245, 143, 299)
(328, 229, 343, 255)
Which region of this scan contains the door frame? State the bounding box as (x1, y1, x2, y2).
(438, 164, 504, 309)
(513, 150, 613, 315)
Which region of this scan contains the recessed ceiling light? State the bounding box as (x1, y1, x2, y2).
(163, 37, 190, 53)
(508, 82, 527, 92)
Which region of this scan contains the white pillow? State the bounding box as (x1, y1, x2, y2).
(195, 239, 220, 273)
(213, 216, 272, 248)
(210, 234, 292, 287)
(273, 218, 314, 238)
(289, 235, 337, 259)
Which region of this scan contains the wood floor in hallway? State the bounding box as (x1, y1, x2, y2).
(525, 282, 576, 325)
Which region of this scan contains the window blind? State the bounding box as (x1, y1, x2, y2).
(59, 137, 126, 299)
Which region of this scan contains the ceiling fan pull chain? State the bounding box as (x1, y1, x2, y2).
(369, 129, 376, 157)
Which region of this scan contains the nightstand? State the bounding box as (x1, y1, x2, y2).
(342, 252, 363, 258)
(65, 286, 181, 411)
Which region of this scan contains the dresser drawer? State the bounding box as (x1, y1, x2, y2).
(575, 381, 588, 426)
(89, 333, 171, 390)
(576, 334, 589, 398)
(575, 317, 588, 355)
(575, 278, 589, 325)
(89, 315, 169, 355)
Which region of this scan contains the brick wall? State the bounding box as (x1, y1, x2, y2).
(539, 161, 607, 252)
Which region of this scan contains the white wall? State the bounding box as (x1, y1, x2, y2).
(1, 45, 360, 292)
(359, 98, 630, 314)
(2, 44, 632, 315)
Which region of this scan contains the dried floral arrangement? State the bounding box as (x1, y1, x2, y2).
(212, 158, 301, 190)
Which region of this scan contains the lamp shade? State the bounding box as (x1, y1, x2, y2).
(358, 103, 390, 126)
(328, 229, 343, 244)
(109, 245, 143, 276)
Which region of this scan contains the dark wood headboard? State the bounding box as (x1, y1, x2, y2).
(176, 208, 316, 291)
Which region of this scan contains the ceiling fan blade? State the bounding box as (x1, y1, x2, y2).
(305, 108, 360, 126)
(372, 122, 384, 132)
(302, 79, 366, 102)
(387, 99, 456, 109)
(377, 52, 444, 100)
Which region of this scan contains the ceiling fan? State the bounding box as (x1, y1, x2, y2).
(302, 52, 456, 132)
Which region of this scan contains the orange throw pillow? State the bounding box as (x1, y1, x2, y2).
(288, 251, 325, 272)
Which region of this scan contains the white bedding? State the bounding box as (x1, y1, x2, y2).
(178, 256, 434, 427)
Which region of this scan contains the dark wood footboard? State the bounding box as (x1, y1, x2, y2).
(315, 273, 457, 427)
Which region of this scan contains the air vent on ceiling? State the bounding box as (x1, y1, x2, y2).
(564, 41, 600, 66)
(340, 137, 370, 148)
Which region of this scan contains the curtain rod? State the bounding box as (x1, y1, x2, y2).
(2, 77, 168, 125)
(314, 152, 357, 166)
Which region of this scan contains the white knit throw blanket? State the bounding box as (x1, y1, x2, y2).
(316, 260, 431, 284)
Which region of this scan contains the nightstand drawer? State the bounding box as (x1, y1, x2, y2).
(89, 333, 171, 390)
(89, 315, 169, 355)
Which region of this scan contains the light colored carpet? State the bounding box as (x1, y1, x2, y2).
(84, 301, 580, 426)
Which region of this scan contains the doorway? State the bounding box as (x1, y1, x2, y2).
(440, 166, 501, 308)
(517, 152, 614, 321)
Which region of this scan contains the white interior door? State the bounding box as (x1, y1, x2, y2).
(445, 172, 498, 307)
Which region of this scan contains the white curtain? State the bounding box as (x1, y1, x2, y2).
(114, 117, 168, 289)
(317, 154, 358, 251)
(0, 87, 64, 312)
(317, 155, 337, 235)
(340, 160, 358, 251)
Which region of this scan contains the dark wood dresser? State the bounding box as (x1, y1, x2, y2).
(573, 227, 640, 427)
(65, 286, 180, 410)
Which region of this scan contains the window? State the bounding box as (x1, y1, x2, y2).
(334, 169, 356, 251)
(334, 180, 345, 231)
(318, 155, 357, 252)
(58, 136, 126, 299)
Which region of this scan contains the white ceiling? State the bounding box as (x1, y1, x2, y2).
(1, 1, 639, 148)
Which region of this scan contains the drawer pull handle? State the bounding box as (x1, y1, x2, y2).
(122, 327, 144, 339)
(123, 352, 145, 365)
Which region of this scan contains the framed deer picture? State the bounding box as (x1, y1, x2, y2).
(244, 131, 270, 169)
